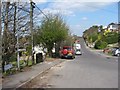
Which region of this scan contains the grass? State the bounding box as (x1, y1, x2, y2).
(3, 59, 33, 76)
(107, 52, 113, 56)
(28, 60, 32, 66)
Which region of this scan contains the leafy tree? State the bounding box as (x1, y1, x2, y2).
(63, 35, 74, 46)
(35, 14, 69, 57)
(118, 33, 120, 44)
(83, 25, 99, 43)
(103, 32, 118, 44)
(94, 40, 108, 49)
(88, 33, 98, 43)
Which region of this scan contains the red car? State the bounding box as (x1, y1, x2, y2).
(59, 46, 75, 59)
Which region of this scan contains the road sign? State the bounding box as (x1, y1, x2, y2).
(4, 64, 13, 71)
(18, 49, 26, 52)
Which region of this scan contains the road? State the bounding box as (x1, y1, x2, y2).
(28, 38, 118, 88)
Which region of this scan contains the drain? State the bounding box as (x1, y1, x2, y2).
(106, 57, 110, 59)
(53, 74, 61, 77)
(47, 84, 53, 87)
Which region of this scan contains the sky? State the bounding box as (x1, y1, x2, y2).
(33, 0, 119, 36)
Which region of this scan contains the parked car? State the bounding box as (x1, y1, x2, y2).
(60, 46, 75, 59)
(33, 46, 46, 61)
(75, 49, 82, 55)
(112, 47, 120, 56)
(74, 43, 82, 55)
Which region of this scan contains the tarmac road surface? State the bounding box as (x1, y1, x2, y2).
(28, 38, 118, 88)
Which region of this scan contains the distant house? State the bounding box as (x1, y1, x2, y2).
(107, 23, 118, 32)
(102, 26, 107, 30)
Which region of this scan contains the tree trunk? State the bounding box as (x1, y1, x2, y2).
(48, 49, 52, 58)
(2, 2, 10, 73)
(13, 2, 17, 52)
(55, 42, 61, 58)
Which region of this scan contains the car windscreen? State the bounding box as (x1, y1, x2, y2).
(118, 48, 120, 51)
(63, 47, 72, 50)
(76, 49, 80, 51)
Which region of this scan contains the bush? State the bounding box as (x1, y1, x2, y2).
(9, 54, 17, 62)
(104, 32, 118, 44)
(94, 40, 108, 49)
(88, 33, 98, 43)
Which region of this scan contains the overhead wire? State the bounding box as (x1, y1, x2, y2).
(33, 3, 49, 20)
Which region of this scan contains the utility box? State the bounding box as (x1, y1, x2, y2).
(36, 53, 43, 63)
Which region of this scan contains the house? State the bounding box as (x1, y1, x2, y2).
(102, 23, 119, 35)
(102, 26, 107, 30)
(107, 23, 118, 32)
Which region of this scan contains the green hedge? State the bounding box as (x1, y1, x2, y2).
(104, 32, 118, 44)
(94, 40, 108, 49)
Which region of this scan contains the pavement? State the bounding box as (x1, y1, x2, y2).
(2, 58, 65, 89)
(84, 42, 118, 59)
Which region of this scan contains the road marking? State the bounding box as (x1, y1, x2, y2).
(48, 62, 52, 64)
(116, 60, 118, 62)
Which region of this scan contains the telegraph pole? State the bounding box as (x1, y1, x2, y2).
(0, 0, 2, 66)
(16, 2, 20, 70)
(30, 0, 35, 64)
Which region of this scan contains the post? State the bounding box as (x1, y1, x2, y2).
(0, 7, 1, 84)
(16, 3, 20, 70)
(0, 0, 2, 65)
(118, 2, 120, 90)
(13, 3, 17, 39)
(30, 1, 35, 64)
(0, 2, 2, 89)
(17, 34, 20, 70)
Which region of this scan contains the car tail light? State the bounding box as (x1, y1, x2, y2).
(63, 49, 68, 54)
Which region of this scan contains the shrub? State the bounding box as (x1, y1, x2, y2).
(88, 33, 98, 43)
(101, 41, 108, 49)
(104, 32, 118, 44)
(9, 53, 17, 62)
(94, 40, 108, 49)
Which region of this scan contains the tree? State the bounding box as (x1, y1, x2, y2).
(88, 33, 98, 43)
(83, 25, 99, 42)
(63, 35, 74, 46)
(103, 32, 118, 44)
(1, 2, 33, 71)
(94, 40, 108, 49)
(35, 14, 69, 57)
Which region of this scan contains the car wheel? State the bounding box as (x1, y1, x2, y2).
(71, 56, 75, 59)
(117, 53, 120, 57)
(61, 56, 64, 59)
(112, 53, 114, 56)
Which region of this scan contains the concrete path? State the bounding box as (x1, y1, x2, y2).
(2, 59, 64, 89)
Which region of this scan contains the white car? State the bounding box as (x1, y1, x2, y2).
(34, 46, 46, 60)
(75, 49, 82, 55)
(115, 48, 120, 56)
(112, 48, 120, 56)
